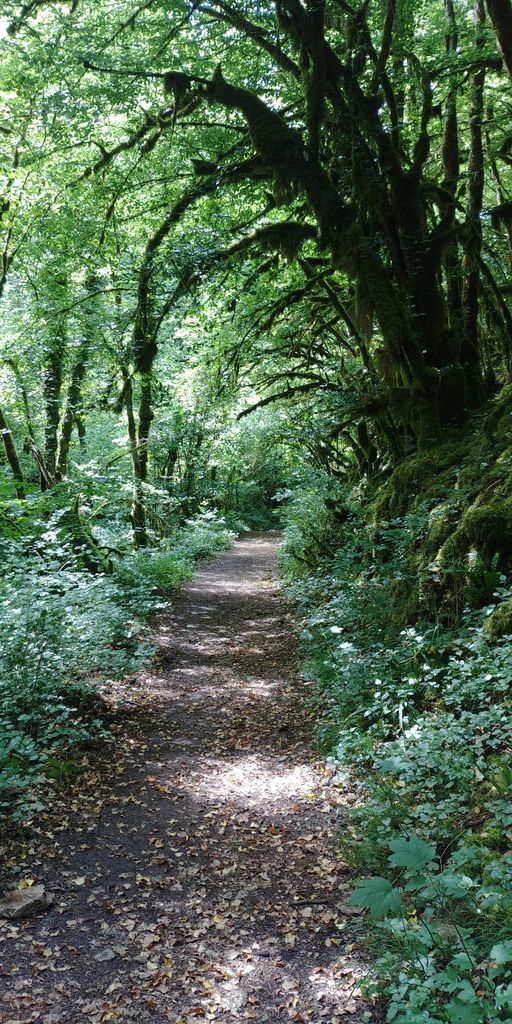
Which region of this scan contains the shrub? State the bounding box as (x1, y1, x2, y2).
(0, 503, 235, 823)
(281, 479, 512, 1023)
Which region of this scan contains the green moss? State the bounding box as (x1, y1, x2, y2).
(464, 499, 512, 558)
(456, 464, 479, 489)
(423, 502, 457, 555)
(367, 387, 512, 624)
(483, 385, 512, 442)
(389, 574, 421, 626)
(373, 443, 464, 520)
(436, 523, 469, 573)
(484, 598, 512, 641)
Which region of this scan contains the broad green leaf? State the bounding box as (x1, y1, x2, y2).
(388, 836, 436, 871)
(404, 873, 436, 896)
(378, 757, 407, 774)
(349, 876, 402, 918)
(445, 997, 482, 1024)
(450, 952, 473, 972)
(490, 939, 512, 965)
(437, 872, 475, 898)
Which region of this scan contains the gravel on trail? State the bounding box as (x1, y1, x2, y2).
(0, 532, 377, 1024)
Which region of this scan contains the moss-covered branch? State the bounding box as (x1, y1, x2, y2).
(486, 0, 512, 80)
(205, 64, 348, 250)
(198, 1, 300, 79)
(0, 407, 25, 499)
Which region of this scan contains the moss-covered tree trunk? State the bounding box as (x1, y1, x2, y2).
(0, 407, 25, 498)
(43, 326, 65, 480)
(442, 0, 462, 340)
(55, 350, 89, 480)
(486, 0, 512, 80)
(56, 273, 100, 479)
(137, 373, 154, 484)
(122, 368, 148, 549)
(460, 0, 486, 406)
(204, 51, 476, 441)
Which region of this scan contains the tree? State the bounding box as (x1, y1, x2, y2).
(1, 0, 512, 512)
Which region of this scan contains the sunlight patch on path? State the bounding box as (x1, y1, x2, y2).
(0, 533, 374, 1024)
(179, 754, 319, 809)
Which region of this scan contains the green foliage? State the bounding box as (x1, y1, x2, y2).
(0, 500, 235, 823)
(490, 941, 512, 966)
(350, 877, 403, 919)
(387, 837, 436, 872)
(282, 474, 512, 1022)
(0, 506, 145, 821)
(119, 549, 194, 595)
(1, 2, 512, 1018)
(177, 510, 235, 559)
(118, 510, 235, 593)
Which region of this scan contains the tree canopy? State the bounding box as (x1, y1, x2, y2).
(1, 0, 512, 529)
(3, 5, 512, 1021)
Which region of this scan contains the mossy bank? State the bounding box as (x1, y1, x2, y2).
(280, 388, 512, 1024)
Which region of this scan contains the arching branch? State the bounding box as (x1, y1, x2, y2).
(205, 64, 348, 251)
(197, 1, 300, 79)
(486, 0, 512, 81)
(237, 381, 339, 419)
(222, 221, 317, 262)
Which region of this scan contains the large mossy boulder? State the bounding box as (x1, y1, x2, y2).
(373, 443, 465, 521)
(464, 500, 512, 560)
(484, 597, 512, 640)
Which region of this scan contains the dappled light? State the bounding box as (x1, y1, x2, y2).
(0, 536, 369, 1023)
(179, 754, 319, 809)
(2, 2, 512, 1020)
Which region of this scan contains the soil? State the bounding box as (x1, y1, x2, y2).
(0, 532, 378, 1024)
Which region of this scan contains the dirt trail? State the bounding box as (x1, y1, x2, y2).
(0, 533, 374, 1024)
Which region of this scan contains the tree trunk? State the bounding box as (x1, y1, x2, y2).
(56, 273, 100, 479)
(43, 327, 65, 479)
(486, 0, 512, 80)
(122, 368, 149, 548)
(0, 407, 25, 498)
(23, 437, 55, 491)
(55, 350, 89, 480)
(162, 445, 179, 481)
(461, 0, 486, 404)
(76, 414, 86, 447)
(137, 373, 154, 484)
(442, 0, 462, 335)
(5, 359, 36, 441)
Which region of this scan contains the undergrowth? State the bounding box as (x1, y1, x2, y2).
(281, 467, 512, 1024)
(0, 499, 234, 825)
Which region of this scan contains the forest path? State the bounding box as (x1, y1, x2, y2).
(0, 533, 373, 1024)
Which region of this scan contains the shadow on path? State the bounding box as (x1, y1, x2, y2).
(0, 533, 377, 1024)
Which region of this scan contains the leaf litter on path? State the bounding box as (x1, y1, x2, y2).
(0, 533, 379, 1024)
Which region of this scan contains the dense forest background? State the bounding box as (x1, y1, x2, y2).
(2, 1, 512, 1020)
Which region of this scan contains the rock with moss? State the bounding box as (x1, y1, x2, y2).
(464, 499, 512, 559)
(373, 442, 464, 521)
(484, 598, 512, 641)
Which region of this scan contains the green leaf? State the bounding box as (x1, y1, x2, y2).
(404, 872, 436, 896)
(445, 998, 482, 1024)
(438, 872, 475, 898)
(450, 952, 473, 973)
(349, 876, 402, 918)
(490, 939, 512, 965)
(388, 836, 437, 871)
(378, 756, 407, 774)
